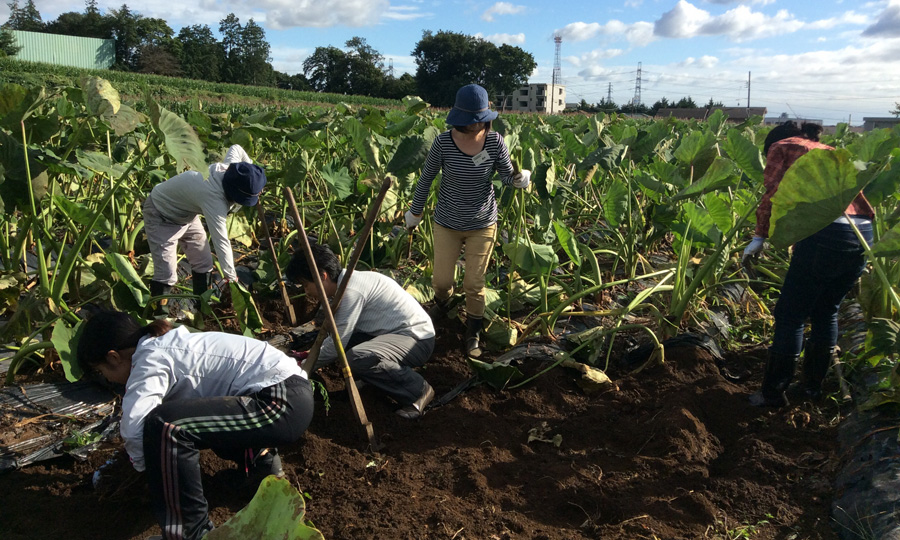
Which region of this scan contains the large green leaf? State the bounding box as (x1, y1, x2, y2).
(534, 159, 556, 198)
(344, 117, 380, 169)
(722, 129, 764, 184)
(206, 476, 324, 540)
(386, 135, 428, 176)
(467, 357, 523, 390)
(672, 157, 739, 201)
(227, 213, 253, 247)
(673, 130, 717, 165)
(53, 195, 113, 235)
(80, 76, 120, 117)
(106, 253, 150, 307)
(105, 104, 145, 136)
(872, 223, 900, 258)
(553, 220, 581, 267)
(602, 179, 629, 228)
(230, 281, 263, 336)
(52, 318, 85, 383)
(0, 82, 27, 121)
(502, 238, 558, 275)
(320, 163, 354, 200)
(149, 101, 207, 176)
(579, 144, 626, 172)
(769, 149, 868, 249)
(75, 149, 129, 178)
(0, 130, 49, 211)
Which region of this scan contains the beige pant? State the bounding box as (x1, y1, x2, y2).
(432, 223, 496, 318)
(143, 196, 214, 285)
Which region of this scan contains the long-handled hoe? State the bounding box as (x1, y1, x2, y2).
(256, 202, 297, 326)
(283, 178, 392, 449)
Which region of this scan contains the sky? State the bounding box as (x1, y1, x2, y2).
(4, 0, 900, 125)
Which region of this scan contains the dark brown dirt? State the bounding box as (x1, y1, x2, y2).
(1, 319, 842, 540)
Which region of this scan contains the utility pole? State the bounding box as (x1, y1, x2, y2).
(746, 71, 751, 115)
(607, 82, 613, 103)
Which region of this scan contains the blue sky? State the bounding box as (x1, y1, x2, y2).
(6, 0, 900, 125)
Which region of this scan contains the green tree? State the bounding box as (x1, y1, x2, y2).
(413, 30, 485, 107)
(674, 96, 697, 108)
(4, 0, 43, 31)
(381, 72, 417, 99)
(275, 71, 311, 91)
(177, 24, 221, 81)
(891, 102, 899, 117)
(303, 46, 350, 93)
(484, 43, 536, 107)
(344, 36, 384, 96)
(649, 97, 670, 116)
(704, 97, 724, 108)
(596, 97, 617, 114)
(413, 30, 534, 108)
(239, 19, 272, 86)
(0, 27, 21, 56)
(44, 1, 110, 38)
(108, 4, 141, 69)
(218, 13, 242, 83)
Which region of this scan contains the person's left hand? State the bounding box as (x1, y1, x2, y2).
(512, 169, 531, 189)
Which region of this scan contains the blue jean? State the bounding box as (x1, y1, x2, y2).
(771, 222, 873, 357)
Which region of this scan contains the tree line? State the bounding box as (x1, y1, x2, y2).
(573, 96, 726, 117)
(1, 1, 536, 107)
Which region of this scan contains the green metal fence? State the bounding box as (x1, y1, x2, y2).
(10, 30, 114, 70)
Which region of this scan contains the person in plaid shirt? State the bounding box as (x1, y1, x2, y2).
(745, 122, 875, 407)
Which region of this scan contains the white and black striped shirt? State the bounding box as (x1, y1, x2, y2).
(410, 130, 515, 231)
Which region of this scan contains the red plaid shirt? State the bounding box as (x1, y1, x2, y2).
(755, 137, 875, 238)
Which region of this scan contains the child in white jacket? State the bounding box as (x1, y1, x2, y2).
(77, 310, 313, 540)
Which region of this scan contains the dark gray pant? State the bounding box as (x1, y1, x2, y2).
(345, 333, 434, 405)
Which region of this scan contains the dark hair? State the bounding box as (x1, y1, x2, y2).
(76, 311, 172, 372)
(763, 121, 825, 156)
(452, 121, 491, 134)
(285, 241, 341, 284)
(763, 121, 802, 156)
(800, 122, 823, 141)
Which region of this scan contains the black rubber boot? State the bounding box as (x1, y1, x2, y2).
(802, 342, 837, 400)
(192, 272, 210, 299)
(465, 316, 483, 359)
(749, 348, 798, 407)
(428, 298, 451, 322)
(149, 280, 172, 317)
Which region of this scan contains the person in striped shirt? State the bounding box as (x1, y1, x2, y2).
(77, 311, 314, 540)
(405, 84, 531, 357)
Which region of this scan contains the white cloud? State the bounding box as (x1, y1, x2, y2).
(567, 48, 625, 68)
(254, 0, 391, 29)
(270, 45, 312, 74)
(383, 6, 429, 21)
(556, 20, 655, 46)
(678, 55, 719, 68)
(863, 0, 900, 37)
(481, 2, 525, 23)
(806, 11, 869, 30)
(655, 1, 804, 42)
(475, 32, 526, 45)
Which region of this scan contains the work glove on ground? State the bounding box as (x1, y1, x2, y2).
(404, 210, 423, 229)
(512, 169, 531, 189)
(742, 236, 766, 264)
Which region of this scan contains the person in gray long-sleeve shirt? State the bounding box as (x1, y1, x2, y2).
(286, 242, 436, 419)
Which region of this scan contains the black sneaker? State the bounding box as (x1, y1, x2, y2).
(249, 449, 284, 486)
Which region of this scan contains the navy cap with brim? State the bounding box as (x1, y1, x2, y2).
(222, 162, 266, 206)
(446, 106, 499, 127)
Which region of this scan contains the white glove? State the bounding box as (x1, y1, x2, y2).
(742, 236, 766, 263)
(404, 210, 422, 229)
(512, 169, 531, 189)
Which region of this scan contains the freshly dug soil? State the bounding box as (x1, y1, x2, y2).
(1, 320, 841, 540)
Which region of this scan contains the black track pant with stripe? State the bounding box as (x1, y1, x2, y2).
(142, 375, 314, 540)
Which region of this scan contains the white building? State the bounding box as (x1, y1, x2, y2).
(498, 84, 566, 114)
